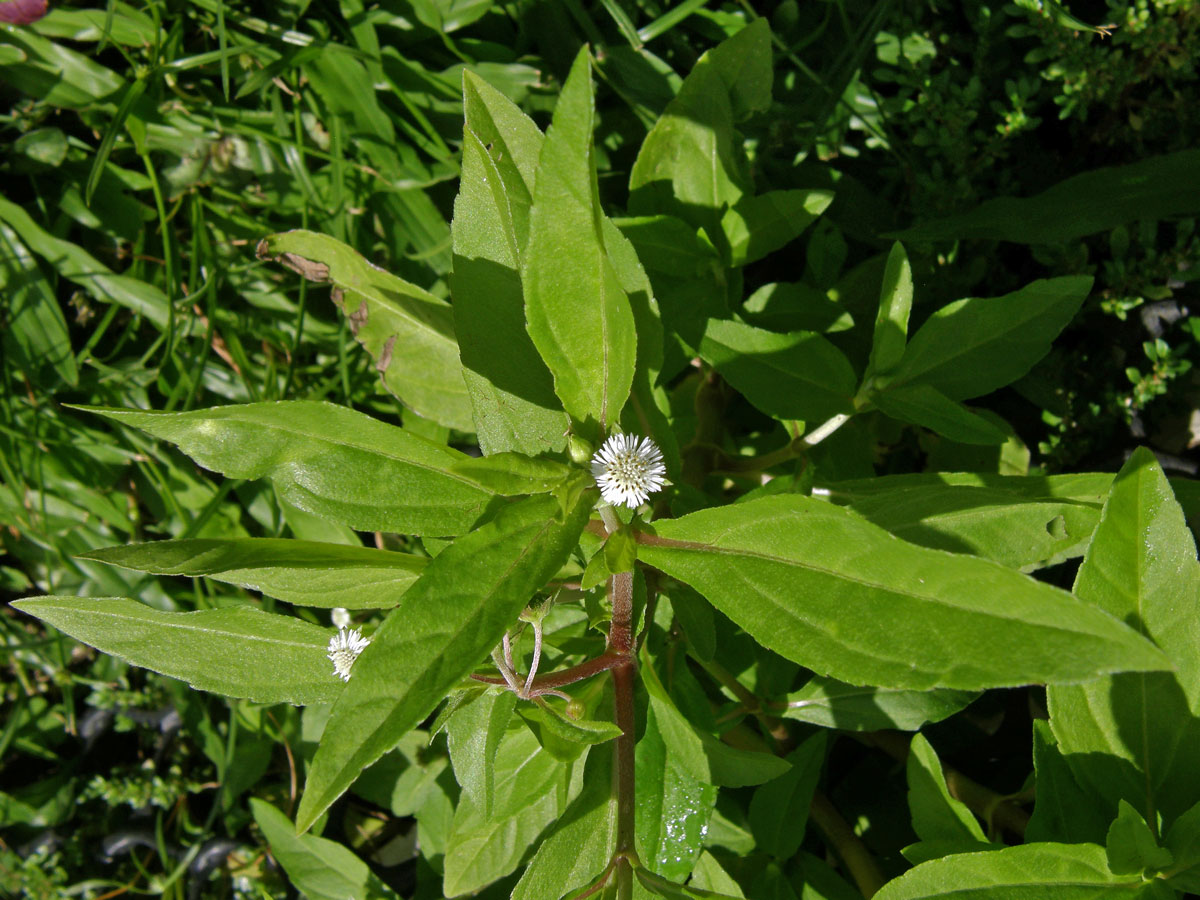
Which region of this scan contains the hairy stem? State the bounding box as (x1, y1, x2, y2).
(502, 631, 516, 673)
(489, 646, 522, 694)
(470, 651, 626, 692)
(604, 485, 638, 897)
(608, 570, 634, 655)
(523, 619, 544, 697)
(612, 659, 637, 900)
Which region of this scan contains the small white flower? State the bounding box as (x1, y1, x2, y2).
(327, 627, 370, 682)
(590, 433, 667, 509)
(331, 607, 351, 630)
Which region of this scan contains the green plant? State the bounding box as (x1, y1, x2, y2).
(11, 19, 1200, 900)
(793, 0, 1200, 473)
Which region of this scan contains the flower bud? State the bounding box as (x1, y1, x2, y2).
(567, 434, 593, 465)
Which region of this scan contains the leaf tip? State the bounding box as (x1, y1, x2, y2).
(292, 794, 322, 836)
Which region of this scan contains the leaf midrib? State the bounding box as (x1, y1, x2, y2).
(108, 405, 492, 494)
(639, 520, 1102, 636)
(703, 335, 851, 408)
(895, 284, 1071, 387)
(29, 602, 326, 650)
(319, 507, 567, 819)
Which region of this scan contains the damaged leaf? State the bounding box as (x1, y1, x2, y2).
(258, 230, 474, 432)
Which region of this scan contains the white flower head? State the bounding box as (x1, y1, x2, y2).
(590, 433, 666, 509)
(327, 627, 370, 682)
(331, 607, 351, 630)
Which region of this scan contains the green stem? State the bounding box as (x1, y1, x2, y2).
(802, 412, 852, 447)
(810, 791, 886, 898)
(598, 503, 621, 535)
(717, 412, 852, 474)
(681, 370, 728, 487)
(689, 653, 790, 746)
(139, 150, 178, 370)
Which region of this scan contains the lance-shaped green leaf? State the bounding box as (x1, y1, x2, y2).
(890, 149, 1200, 244)
(636, 496, 1168, 691)
(450, 453, 572, 495)
(0, 195, 169, 327)
(1106, 800, 1173, 875)
(749, 732, 827, 861)
(79, 402, 495, 536)
(78, 539, 427, 609)
(1048, 448, 1200, 831)
(743, 281, 854, 334)
(817, 471, 1113, 502)
(872, 385, 1008, 446)
(452, 75, 567, 456)
(824, 483, 1100, 571)
(698, 318, 857, 423)
(512, 748, 616, 900)
(880, 276, 1092, 401)
(251, 799, 400, 900)
(637, 867, 747, 900)
(517, 698, 623, 762)
(12, 597, 340, 705)
(257, 230, 473, 432)
(641, 648, 790, 787)
(819, 471, 1200, 545)
(868, 242, 913, 377)
(1, 222, 78, 388)
(295, 487, 592, 832)
(445, 688, 517, 818)
(690, 852, 746, 897)
(629, 19, 771, 241)
(603, 215, 679, 474)
(523, 48, 636, 434)
(461, 70, 543, 223)
(637, 703, 718, 882)
(721, 189, 832, 267)
(781, 677, 976, 732)
(1026, 719, 1111, 845)
(907, 733, 987, 850)
(444, 725, 583, 896)
(1164, 801, 1200, 894)
(874, 843, 1155, 900)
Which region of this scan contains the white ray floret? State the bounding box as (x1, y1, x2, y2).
(590, 433, 667, 509)
(327, 627, 370, 682)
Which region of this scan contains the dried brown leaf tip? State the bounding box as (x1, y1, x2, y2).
(256, 240, 330, 282)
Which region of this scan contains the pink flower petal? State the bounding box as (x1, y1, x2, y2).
(0, 0, 49, 25)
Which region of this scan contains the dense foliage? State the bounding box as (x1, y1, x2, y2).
(3, 2, 1199, 899)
